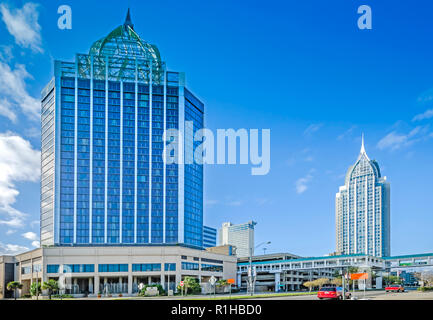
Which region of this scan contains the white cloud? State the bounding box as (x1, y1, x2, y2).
(6, 229, 16, 235)
(205, 199, 243, 207)
(30, 220, 39, 228)
(0, 132, 40, 228)
(22, 231, 38, 241)
(0, 98, 17, 122)
(417, 88, 433, 104)
(295, 170, 314, 194)
(0, 61, 40, 121)
(337, 125, 357, 141)
(303, 124, 323, 136)
(377, 126, 431, 151)
(0, 242, 29, 255)
(305, 156, 314, 162)
(0, 45, 13, 62)
(31, 240, 40, 248)
(255, 198, 272, 206)
(0, 2, 43, 53)
(286, 157, 296, 167)
(24, 127, 41, 138)
(377, 132, 407, 150)
(205, 200, 219, 206)
(287, 148, 315, 167)
(228, 200, 242, 207)
(413, 109, 433, 122)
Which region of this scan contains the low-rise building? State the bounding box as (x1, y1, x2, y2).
(0, 245, 237, 298)
(0, 255, 16, 299)
(237, 253, 386, 292)
(237, 252, 433, 293)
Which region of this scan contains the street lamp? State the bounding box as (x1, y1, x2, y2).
(248, 241, 271, 296)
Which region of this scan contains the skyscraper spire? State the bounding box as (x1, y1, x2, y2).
(124, 8, 134, 29)
(360, 133, 366, 154)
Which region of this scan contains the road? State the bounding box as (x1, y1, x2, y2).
(19, 289, 432, 300)
(250, 290, 433, 300)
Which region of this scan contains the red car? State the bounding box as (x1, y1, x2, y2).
(318, 287, 351, 300)
(385, 285, 404, 292)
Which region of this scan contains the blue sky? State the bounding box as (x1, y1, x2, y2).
(0, 0, 432, 256)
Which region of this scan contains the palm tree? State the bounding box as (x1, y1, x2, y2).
(7, 281, 23, 300)
(30, 282, 42, 297)
(42, 279, 59, 300)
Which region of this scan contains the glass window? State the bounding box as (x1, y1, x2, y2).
(164, 263, 176, 271)
(201, 264, 223, 272)
(63, 264, 94, 273)
(47, 264, 60, 273)
(98, 264, 128, 272)
(181, 262, 199, 271)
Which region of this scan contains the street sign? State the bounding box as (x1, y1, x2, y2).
(180, 281, 184, 287)
(351, 273, 368, 280)
(209, 276, 217, 286)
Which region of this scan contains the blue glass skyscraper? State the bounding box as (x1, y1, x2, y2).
(41, 11, 203, 248)
(203, 226, 217, 248)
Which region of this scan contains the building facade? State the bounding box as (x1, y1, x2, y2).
(236, 252, 433, 292)
(1, 245, 236, 297)
(203, 226, 217, 248)
(219, 221, 256, 258)
(41, 11, 204, 248)
(237, 253, 386, 292)
(0, 256, 15, 299)
(335, 137, 390, 257)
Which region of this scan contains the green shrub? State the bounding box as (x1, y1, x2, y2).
(176, 277, 201, 295)
(418, 287, 433, 292)
(30, 282, 41, 297)
(52, 294, 74, 299)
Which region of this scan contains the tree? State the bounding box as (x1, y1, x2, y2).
(414, 272, 433, 287)
(7, 281, 23, 300)
(383, 275, 401, 286)
(42, 279, 59, 300)
(331, 277, 342, 286)
(315, 278, 330, 289)
(348, 266, 359, 274)
(345, 267, 359, 286)
(30, 282, 42, 297)
(303, 281, 315, 292)
(216, 279, 228, 288)
(177, 277, 201, 295)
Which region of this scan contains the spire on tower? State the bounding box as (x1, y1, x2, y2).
(124, 8, 134, 30)
(360, 133, 366, 154)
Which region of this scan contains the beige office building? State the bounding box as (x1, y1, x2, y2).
(0, 245, 236, 298)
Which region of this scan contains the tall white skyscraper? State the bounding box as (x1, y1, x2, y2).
(335, 136, 390, 257)
(219, 221, 256, 258)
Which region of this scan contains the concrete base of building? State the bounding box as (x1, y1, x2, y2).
(1, 245, 237, 298)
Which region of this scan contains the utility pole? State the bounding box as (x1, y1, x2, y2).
(248, 241, 271, 296)
(342, 267, 346, 300)
(36, 275, 39, 300)
(249, 247, 253, 296)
